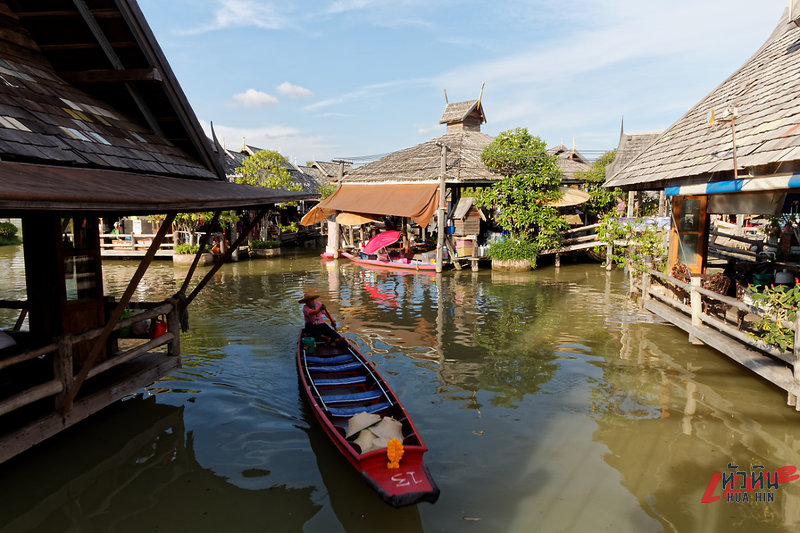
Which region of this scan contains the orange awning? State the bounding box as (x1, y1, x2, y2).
(300, 183, 440, 227)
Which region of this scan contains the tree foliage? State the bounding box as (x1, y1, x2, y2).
(475, 128, 567, 255)
(574, 150, 623, 217)
(234, 150, 302, 192)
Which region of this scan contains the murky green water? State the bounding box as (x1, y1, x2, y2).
(2, 244, 800, 532)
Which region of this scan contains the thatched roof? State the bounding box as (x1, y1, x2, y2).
(605, 7, 800, 191)
(439, 100, 486, 125)
(341, 130, 499, 184)
(548, 144, 591, 184)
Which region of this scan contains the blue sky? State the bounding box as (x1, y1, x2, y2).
(139, 0, 788, 165)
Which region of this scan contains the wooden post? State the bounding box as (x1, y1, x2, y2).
(689, 276, 704, 345)
(328, 221, 341, 259)
(435, 143, 448, 273)
(179, 211, 221, 295)
(640, 269, 651, 310)
(53, 335, 73, 413)
(606, 243, 613, 271)
(166, 298, 181, 357)
(791, 314, 800, 408)
(555, 252, 561, 268)
(185, 209, 267, 307)
(64, 212, 177, 412)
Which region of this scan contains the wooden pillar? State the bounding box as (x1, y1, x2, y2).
(435, 143, 448, 273)
(627, 191, 635, 218)
(166, 298, 181, 357)
(689, 276, 704, 345)
(230, 221, 239, 262)
(791, 314, 800, 408)
(327, 220, 340, 259)
(658, 191, 667, 217)
(640, 269, 651, 310)
(54, 335, 73, 413)
(555, 252, 561, 268)
(606, 242, 613, 271)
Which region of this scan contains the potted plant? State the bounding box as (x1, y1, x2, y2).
(249, 239, 281, 258)
(475, 128, 566, 271)
(172, 243, 214, 266)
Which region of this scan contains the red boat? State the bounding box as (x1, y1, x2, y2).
(340, 251, 438, 272)
(296, 332, 440, 507)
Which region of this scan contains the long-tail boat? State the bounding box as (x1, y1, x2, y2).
(296, 332, 439, 507)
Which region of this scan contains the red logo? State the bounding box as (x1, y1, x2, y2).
(701, 464, 799, 503)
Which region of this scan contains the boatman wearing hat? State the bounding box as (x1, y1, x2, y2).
(299, 293, 344, 346)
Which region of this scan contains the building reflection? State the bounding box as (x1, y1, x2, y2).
(592, 321, 800, 531)
(0, 396, 321, 532)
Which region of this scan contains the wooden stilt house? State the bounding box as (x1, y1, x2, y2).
(301, 93, 502, 269)
(0, 0, 309, 463)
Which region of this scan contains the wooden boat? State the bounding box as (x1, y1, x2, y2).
(296, 332, 440, 507)
(340, 251, 438, 272)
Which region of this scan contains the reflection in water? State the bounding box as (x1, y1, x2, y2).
(3, 245, 800, 531)
(0, 396, 320, 532)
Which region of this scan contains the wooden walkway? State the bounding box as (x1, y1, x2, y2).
(636, 269, 800, 409)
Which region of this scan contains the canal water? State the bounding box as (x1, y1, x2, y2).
(2, 244, 800, 532)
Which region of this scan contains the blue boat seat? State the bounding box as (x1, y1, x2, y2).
(321, 390, 383, 404)
(307, 361, 362, 374)
(326, 402, 392, 418)
(314, 375, 367, 387)
(304, 354, 354, 365)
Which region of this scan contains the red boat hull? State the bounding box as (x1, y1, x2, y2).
(340, 251, 438, 272)
(296, 333, 439, 507)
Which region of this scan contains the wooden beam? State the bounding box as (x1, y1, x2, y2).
(0, 353, 179, 465)
(185, 210, 268, 306)
(38, 41, 138, 51)
(64, 213, 176, 412)
(179, 211, 221, 295)
(58, 68, 162, 84)
(16, 9, 121, 19)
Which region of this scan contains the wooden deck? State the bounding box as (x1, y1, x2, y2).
(0, 300, 182, 463)
(636, 269, 800, 409)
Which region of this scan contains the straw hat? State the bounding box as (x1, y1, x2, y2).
(370, 416, 403, 442)
(346, 411, 381, 438)
(298, 292, 320, 304)
(354, 429, 377, 453)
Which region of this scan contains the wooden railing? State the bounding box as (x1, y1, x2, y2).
(0, 298, 180, 418)
(99, 232, 175, 251)
(638, 268, 800, 386)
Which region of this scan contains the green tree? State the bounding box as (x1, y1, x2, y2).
(317, 181, 337, 200)
(574, 150, 623, 218)
(234, 150, 302, 191)
(475, 128, 567, 262)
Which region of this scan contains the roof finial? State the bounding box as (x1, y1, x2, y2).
(477, 82, 485, 105)
(571, 136, 575, 158)
(444, 88, 448, 104)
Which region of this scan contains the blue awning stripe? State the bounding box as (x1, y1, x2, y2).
(665, 172, 800, 196)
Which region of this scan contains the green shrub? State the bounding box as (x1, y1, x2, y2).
(0, 222, 18, 238)
(0, 222, 20, 245)
(486, 236, 538, 268)
(174, 243, 200, 254)
(249, 239, 280, 249)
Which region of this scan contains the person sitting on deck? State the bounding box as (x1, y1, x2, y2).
(299, 293, 345, 346)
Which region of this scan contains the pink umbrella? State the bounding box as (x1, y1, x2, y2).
(363, 230, 401, 255)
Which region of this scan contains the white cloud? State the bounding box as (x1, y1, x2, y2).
(201, 121, 338, 163)
(325, 0, 377, 15)
(230, 89, 279, 108)
(276, 82, 312, 98)
(305, 78, 428, 111)
(179, 0, 288, 34)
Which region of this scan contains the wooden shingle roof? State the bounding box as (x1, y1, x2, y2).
(604, 131, 661, 181)
(342, 130, 499, 184)
(605, 8, 800, 190)
(548, 144, 591, 183)
(0, 1, 311, 213)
